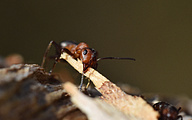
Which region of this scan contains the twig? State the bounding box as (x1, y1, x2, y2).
(60, 52, 159, 120)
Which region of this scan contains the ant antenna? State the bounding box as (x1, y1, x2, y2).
(178, 107, 182, 112)
(97, 57, 136, 61)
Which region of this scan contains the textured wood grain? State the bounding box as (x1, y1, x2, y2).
(0, 64, 87, 120)
(60, 52, 159, 120)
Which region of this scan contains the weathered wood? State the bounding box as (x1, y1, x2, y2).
(0, 64, 86, 120)
(0, 61, 191, 120)
(64, 82, 136, 120)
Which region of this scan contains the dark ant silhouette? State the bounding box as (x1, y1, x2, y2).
(41, 41, 136, 90)
(153, 102, 183, 120)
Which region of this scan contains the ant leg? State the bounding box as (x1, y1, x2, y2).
(49, 59, 59, 73)
(79, 72, 84, 91)
(177, 115, 183, 120)
(41, 41, 59, 67)
(86, 79, 90, 89)
(41, 41, 61, 73)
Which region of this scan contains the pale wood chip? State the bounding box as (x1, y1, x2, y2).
(60, 53, 159, 120)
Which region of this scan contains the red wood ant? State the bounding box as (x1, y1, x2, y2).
(41, 41, 135, 90)
(153, 102, 182, 120)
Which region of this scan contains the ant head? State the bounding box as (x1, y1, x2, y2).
(80, 48, 98, 72)
(153, 102, 182, 120)
(161, 106, 179, 120)
(75, 42, 98, 65)
(80, 48, 98, 64)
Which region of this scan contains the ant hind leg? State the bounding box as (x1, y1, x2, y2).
(41, 41, 61, 73)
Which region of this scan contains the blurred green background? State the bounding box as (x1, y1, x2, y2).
(0, 1, 192, 98)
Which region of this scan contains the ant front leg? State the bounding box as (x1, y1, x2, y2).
(86, 79, 91, 89)
(79, 71, 84, 91)
(41, 41, 61, 73)
(79, 63, 89, 91)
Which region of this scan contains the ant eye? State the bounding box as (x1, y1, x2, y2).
(83, 49, 88, 55)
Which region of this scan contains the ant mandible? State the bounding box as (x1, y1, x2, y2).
(41, 41, 136, 90)
(153, 102, 183, 120)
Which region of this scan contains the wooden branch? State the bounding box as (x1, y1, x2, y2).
(64, 82, 131, 120)
(0, 64, 86, 120)
(60, 53, 159, 120)
(60, 53, 109, 88)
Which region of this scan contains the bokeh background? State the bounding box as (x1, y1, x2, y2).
(0, 1, 192, 98)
